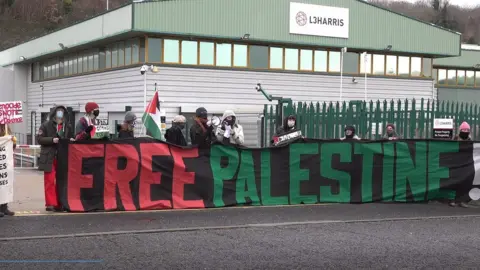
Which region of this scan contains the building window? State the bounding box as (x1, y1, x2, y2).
(118, 42, 125, 67)
(133, 38, 141, 63)
(447, 69, 457, 85)
(111, 44, 118, 68)
(360, 53, 372, 74)
(343, 52, 359, 74)
(181, 40, 198, 65)
(99, 50, 106, 70)
(372, 54, 385, 75)
(249, 45, 268, 69)
(410, 57, 421, 77)
(83, 53, 89, 72)
(233, 44, 248, 67)
(457, 70, 466, 86)
(284, 48, 299, 71)
(106, 47, 112, 69)
(466, 70, 475, 87)
(199, 42, 214, 65)
(422, 58, 432, 77)
(73, 57, 78, 74)
(269, 47, 283, 69)
(164, 39, 180, 63)
(125, 40, 132, 65)
(329, 51, 340, 72)
(88, 51, 95, 72)
(476, 71, 480, 87)
(216, 43, 232, 67)
(148, 38, 162, 63)
(33, 62, 40, 81)
(314, 50, 327, 72)
(386, 55, 397, 75)
(437, 69, 447, 85)
(398, 56, 409, 77)
(93, 50, 99, 71)
(300, 49, 313, 71)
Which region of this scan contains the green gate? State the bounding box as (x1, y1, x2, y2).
(262, 99, 480, 146)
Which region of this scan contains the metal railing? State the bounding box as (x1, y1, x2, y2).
(14, 145, 40, 169)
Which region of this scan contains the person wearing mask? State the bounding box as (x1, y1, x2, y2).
(383, 123, 400, 140)
(37, 106, 74, 212)
(75, 102, 99, 140)
(340, 125, 361, 140)
(0, 124, 16, 217)
(165, 115, 187, 146)
(449, 121, 472, 208)
(215, 110, 244, 146)
(275, 115, 298, 136)
(190, 107, 214, 148)
(117, 111, 137, 139)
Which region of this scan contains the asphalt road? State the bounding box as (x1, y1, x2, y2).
(1, 203, 480, 270)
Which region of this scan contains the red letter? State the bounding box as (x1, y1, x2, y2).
(67, 144, 104, 212)
(139, 143, 172, 210)
(104, 144, 139, 211)
(171, 147, 205, 209)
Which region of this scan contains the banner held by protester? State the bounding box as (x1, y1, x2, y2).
(0, 137, 14, 205)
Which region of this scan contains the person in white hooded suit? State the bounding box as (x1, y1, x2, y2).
(215, 110, 245, 146)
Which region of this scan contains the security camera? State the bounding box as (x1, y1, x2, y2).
(352, 77, 357, 83)
(255, 83, 262, 92)
(140, 65, 148, 75)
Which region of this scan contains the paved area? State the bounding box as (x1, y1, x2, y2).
(9, 169, 45, 215)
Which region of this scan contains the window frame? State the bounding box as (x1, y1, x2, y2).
(162, 39, 181, 64)
(268, 47, 284, 70)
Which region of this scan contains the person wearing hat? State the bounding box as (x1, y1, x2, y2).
(340, 125, 361, 140)
(37, 105, 74, 212)
(189, 107, 213, 148)
(117, 111, 137, 139)
(165, 115, 187, 146)
(449, 121, 472, 208)
(75, 102, 99, 140)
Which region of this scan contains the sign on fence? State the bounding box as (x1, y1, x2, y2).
(433, 118, 454, 139)
(56, 138, 479, 212)
(0, 101, 22, 124)
(0, 137, 14, 204)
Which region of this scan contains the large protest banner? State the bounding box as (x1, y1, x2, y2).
(0, 137, 14, 204)
(56, 138, 480, 212)
(0, 101, 22, 124)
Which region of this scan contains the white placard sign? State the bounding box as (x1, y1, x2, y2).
(290, 2, 349, 39)
(0, 101, 23, 124)
(94, 118, 109, 132)
(433, 119, 454, 129)
(0, 137, 14, 204)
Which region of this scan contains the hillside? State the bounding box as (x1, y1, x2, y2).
(0, 0, 479, 51)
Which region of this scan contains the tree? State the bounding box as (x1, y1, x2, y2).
(0, 0, 15, 14)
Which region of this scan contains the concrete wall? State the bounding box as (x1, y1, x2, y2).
(27, 66, 436, 146)
(437, 87, 480, 104)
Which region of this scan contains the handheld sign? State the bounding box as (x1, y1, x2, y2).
(433, 118, 454, 139)
(0, 101, 22, 124)
(92, 118, 110, 139)
(272, 130, 302, 146)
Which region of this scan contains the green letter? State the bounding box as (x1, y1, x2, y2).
(260, 150, 288, 205)
(320, 142, 352, 203)
(210, 145, 239, 207)
(427, 141, 458, 200)
(236, 150, 260, 205)
(395, 142, 427, 202)
(354, 142, 383, 202)
(290, 143, 319, 204)
(382, 142, 395, 201)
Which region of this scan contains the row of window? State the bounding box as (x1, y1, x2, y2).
(436, 69, 480, 88)
(32, 38, 145, 81)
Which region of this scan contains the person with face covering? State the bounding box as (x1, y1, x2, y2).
(75, 102, 100, 140)
(37, 106, 74, 212)
(340, 126, 361, 140)
(165, 115, 188, 146)
(117, 111, 137, 139)
(190, 107, 214, 148)
(275, 115, 297, 136)
(449, 121, 473, 208)
(0, 124, 16, 217)
(383, 123, 400, 140)
(216, 110, 245, 146)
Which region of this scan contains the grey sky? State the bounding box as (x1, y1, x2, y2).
(390, 0, 480, 8)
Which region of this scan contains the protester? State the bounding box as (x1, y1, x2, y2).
(75, 102, 99, 140)
(166, 115, 187, 146)
(383, 123, 400, 140)
(190, 107, 214, 148)
(215, 110, 244, 146)
(116, 111, 137, 139)
(37, 106, 74, 212)
(274, 115, 298, 136)
(449, 121, 472, 208)
(0, 124, 16, 217)
(340, 125, 361, 140)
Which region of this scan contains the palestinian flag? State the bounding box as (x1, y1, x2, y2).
(142, 91, 164, 141)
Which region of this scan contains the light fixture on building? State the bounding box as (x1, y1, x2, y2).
(58, 43, 67, 50)
(242, 34, 250, 40)
(19, 56, 26, 61)
(385, 45, 392, 51)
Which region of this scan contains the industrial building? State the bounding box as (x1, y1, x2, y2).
(0, 0, 476, 146)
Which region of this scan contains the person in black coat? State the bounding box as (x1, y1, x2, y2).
(165, 115, 187, 146)
(116, 111, 137, 139)
(189, 107, 214, 148)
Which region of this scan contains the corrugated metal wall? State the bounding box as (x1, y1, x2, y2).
(133, 0, 460, 56)
(27, 66, 435, 146)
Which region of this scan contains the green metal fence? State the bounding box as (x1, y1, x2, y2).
(262, 99, 480, 146)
